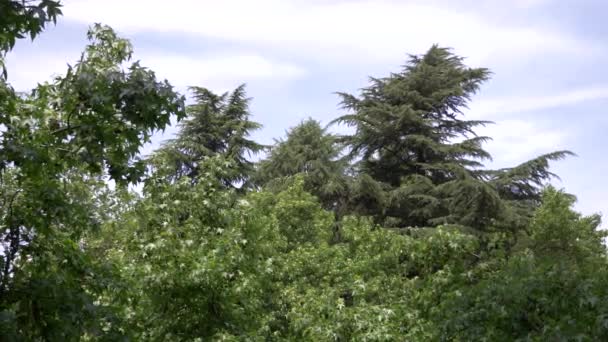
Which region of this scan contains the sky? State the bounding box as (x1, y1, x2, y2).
(4, 0, 608, 219)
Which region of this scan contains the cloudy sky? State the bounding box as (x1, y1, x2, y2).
(5, 0, 607, 218)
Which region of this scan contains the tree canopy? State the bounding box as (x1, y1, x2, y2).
(254, 119, 349, 212)
(150, 84, 263, 188)
(334, 45, 572, 234)
(0, 0, 62, 77)
(0, 8, 606, 341)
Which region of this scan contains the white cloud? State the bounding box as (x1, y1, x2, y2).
(4, 50, 79, 92)
(463, 84, 608, 169)
(470, 85, 608, 118)
(477, 119, 568, 167)
(510, 0, 553, 9)
(134, 52, 306, 93)
(4, 47, 305, 93)
(61, 0, 592, 66)
(571, 188, 607, 223)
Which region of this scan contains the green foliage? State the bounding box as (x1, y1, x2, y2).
(0, 8, 603, 342)
(433, 188, 608, 341)
(0, 0, 62, 51)
(255, 119, 349, 212)
(251, 176, 334, 248)
(151, 84, 263, 188)
(101, 169, 485, 340)
(527, 187, 605, 262)
(0, 0, 62, 78)
(0, 23, 184, 340)
(260, 216, 481, 341)
(103, 157, 278, 339)
(333, 45, 572, 233)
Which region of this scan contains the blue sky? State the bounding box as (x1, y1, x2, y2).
(5, 0, 607, 219)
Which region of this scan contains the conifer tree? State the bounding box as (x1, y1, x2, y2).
(334, 45, 570, 231)
(255, 119, 349, 212)
(151, 84, 264, 187)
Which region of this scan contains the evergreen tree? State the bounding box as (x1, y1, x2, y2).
(483, 151, 574, 234)
(334, 45, 570, 231)
(255, 119, 349, 212)
(151, 84, 264, 187)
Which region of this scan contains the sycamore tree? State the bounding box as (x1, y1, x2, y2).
(0, 0, 62, 77)
(0, 21, 185, 339)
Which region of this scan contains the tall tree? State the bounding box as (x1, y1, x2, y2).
(255, 119, 349, 212)
(0, 24, 185, 339)
(334, 45, 570, 231)
(151, 84, 264, 188)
